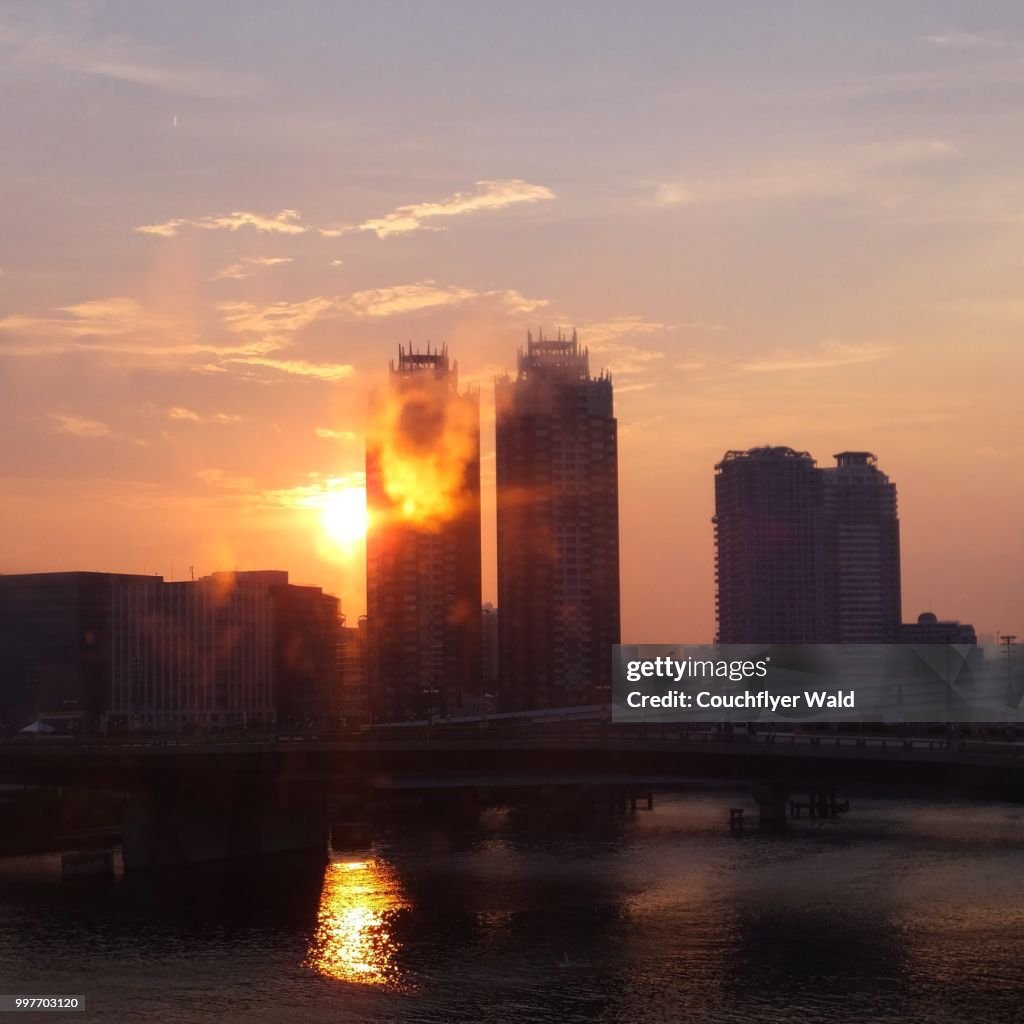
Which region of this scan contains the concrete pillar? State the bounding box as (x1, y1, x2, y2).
(122, 776, 328, 872)
(751, 782, 790, 829)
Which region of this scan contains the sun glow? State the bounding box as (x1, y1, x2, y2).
(321, 485, 369, 547)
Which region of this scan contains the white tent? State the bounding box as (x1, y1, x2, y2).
(19, 720, 56, 734)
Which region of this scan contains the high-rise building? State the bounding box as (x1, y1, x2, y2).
(365, 344, 482, 721)
(822, 452, 901, 642)
(495, 329, 621, 709)
(714, 446, 901, 644)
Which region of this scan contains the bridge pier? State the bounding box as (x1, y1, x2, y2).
(122, 776, 328, 872)
(750, 782, 790, 829)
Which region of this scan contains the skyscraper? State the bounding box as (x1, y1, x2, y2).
(365, 344, 482, 721)
(495, 329, 621, 709)
(714, 446, 901, 644)
(821, 451, 901, 642)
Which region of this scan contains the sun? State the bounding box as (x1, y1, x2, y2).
(321, 486, 369, 548)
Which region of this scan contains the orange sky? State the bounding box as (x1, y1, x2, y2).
(0, 4, 1021, 642)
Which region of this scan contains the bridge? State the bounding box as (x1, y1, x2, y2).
(2, 727, 1021, 871)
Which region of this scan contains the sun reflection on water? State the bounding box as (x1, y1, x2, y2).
(306, 857, 411, 988)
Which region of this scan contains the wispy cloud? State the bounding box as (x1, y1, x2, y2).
(138, 210, 308, 238)
(138, 180, 554, 241)
(315, 427, 358, 441)
(579, 316, 723, 375)
(224, 357, 355, 381)
(0, 297, 201, 356)
(923, 30, 1006, 49)
(168, 407, 242, 424)
(217, 297, 336, 344)
(50, 414, 111, 438)
(217, 282, 547, 347)
(343, 281, 478, 317)
(654, 139, 956, 208)
(212, 256, 293, 281)
(738, 340, 893, 373)
(356, 179, 555, 238)
(196, 468, 255, 492)
(0, 21, 260, 99)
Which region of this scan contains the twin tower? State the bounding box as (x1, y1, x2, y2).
(365, 330, 621, 722)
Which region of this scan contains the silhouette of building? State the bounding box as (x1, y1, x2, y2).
(339, 614, 370, 725)
(365, 344, 482, 721)
(899, 610, 977, 645)
(0, 571, 152, 733)
(496, 329, 621, 709)
(0, 569, 341, 734)
(110, 572, 277, 731)
(714, 447, 901, 643)
(481, 602, 498, 692)
(822, 452, 902, 642)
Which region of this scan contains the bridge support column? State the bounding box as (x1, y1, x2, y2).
(751, 783, 790, 829)
(122, 777, 327, 872)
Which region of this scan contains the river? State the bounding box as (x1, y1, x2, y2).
(1, 791, 1021, 1023)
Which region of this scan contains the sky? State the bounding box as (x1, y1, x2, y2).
(0, 0, 1022, 642)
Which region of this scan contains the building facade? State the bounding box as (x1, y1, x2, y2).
(0, 572, 151, 732)
(110, 573, 276, 731)
(0, 569, 340, 733)
(714, 447, 901, 644)
(339, 614, 370, 725)
(365, 344, 482, 721)
(899, 611, 977, 645)
(495, 330, 621, 709)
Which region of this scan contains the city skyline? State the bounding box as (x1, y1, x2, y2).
(1, 2, 1022, 642)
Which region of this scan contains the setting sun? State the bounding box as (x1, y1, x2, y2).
(321, 486, 369, 547)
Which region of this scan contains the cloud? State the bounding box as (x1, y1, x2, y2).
(923, 31, 1005, 49)
(256, 473, 366, 512)
(224, 357, 355, 381)
(0, 297, 201, 356)
(217, 283, 547, 348)
(196, 468, 255, 491)
(653, 138, 956, 208)
(316, 427, 357, 441)
(51, 414, 111, 438)
(578, 316, 725, 375)
(218, 297, 336, 344)
(0, 21, 261, 99)
(737, 340, 893, 373)
(168, 407, 242, 424)
(138, 210, 307, 238)
(212, 256, 293, 281)
(356, 179, 556, 238)
(343, 281, 478, 317)
(136, 179, 554, 242)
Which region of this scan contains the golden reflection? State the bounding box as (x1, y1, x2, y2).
(306, 857, 410, 988)
(368, 374, 478, 531)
